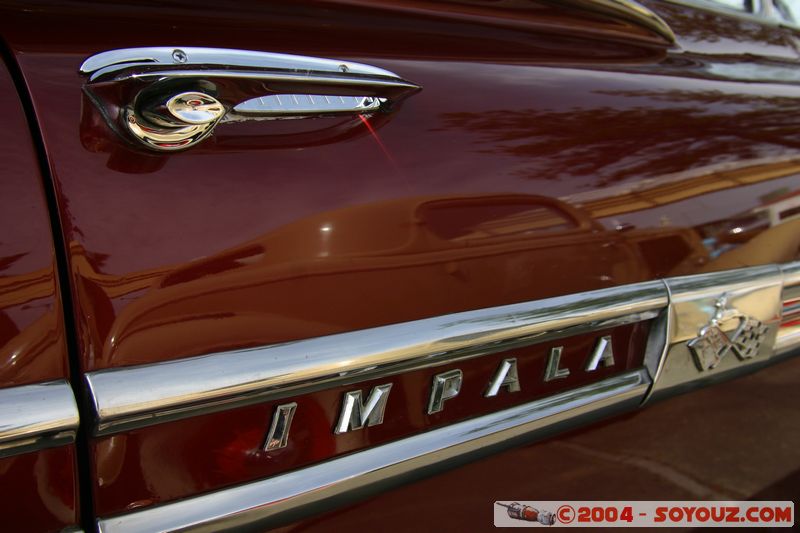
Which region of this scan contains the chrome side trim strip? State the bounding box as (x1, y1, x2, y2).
(0, 380, 80, 458)
(96, 369, 649, 533)
(86, 282, 666, 435)
(87, 262, 800, 435)
(776, 329, 800, 355)
(783, 260, 800, 288)
(776, 261, 800, 355)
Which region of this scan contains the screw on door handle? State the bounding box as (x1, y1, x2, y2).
(79, 47, 422, 152)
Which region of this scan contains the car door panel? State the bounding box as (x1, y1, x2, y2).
(0, 0, 799, 530)
(3, 1, 798, 371)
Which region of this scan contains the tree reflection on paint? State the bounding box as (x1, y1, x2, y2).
(434, 90, 800, 186)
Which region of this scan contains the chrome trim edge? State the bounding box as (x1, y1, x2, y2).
(776, 261, 800, 355)
(96, 369, 649, 533)
(80, 47, 421, 152)
(87, 281, 667, 435)
(780, 260, 800, 289)
(79, 47, 399, 81)
(775, 329, 800, 355)
(562, 0, 676, 44)
(0, 380, 80, 458)
(641, 281, 672, 403)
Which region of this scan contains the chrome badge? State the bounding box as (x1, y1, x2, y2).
(687, 296, 769, 371)
(645, 266, 782, 401)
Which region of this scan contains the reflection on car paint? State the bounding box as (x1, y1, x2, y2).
(2, 0, 800, 527)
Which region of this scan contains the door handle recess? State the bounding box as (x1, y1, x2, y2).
(79, 47, 421, 151)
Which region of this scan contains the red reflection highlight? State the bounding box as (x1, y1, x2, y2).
(359, 114, 398, 168)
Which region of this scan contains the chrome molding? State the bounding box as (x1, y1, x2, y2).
(0, 380, 80, 458)
(79, 48, 399, 82)
(559, 0, 676, 43)
(645, 265, 784, 401)
(86, 281, 666, 435)
(777, 261, 800, 355)
(86, 263, 800, 434)
(96, 369, 649, 533)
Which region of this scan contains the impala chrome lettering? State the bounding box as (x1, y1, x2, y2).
(334, 384, 393, 434)
(263, 402, 297, 451)
(275, 332, 621, 442)
(543, 346, 570, 382)
(688, 295, 769, 371)
(102, 371, 652, 533)
(585, 335, 615, 371)
(86, 280, 666, 435)
(428, 369, 463, 414)
(485, 358, 521, 397)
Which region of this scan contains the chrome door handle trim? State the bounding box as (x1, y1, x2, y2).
(79, 47, 400, 81)
(79, 47, 421, 152)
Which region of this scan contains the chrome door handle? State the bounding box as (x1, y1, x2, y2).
(79, 47, 421, 151)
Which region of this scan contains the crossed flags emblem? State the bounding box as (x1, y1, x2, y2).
(687, 296, 769, 371)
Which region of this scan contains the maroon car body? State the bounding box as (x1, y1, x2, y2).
(0, 0, 799, 531)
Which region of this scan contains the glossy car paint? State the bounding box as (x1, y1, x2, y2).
(1, 0, 800, 527)
(0, 447, 79, 532)
(0, 54, 78, 530)
(0, 47, 67, 388)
